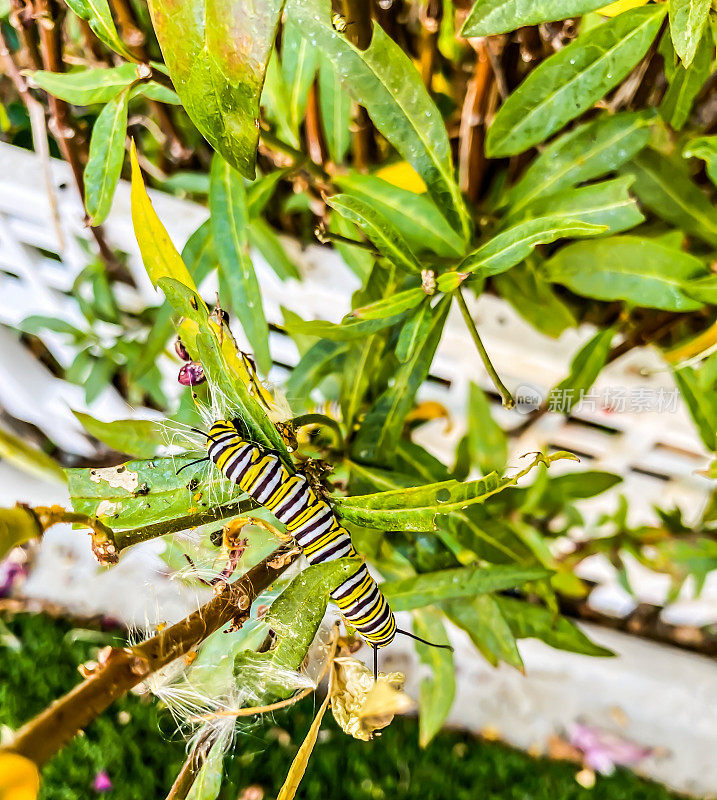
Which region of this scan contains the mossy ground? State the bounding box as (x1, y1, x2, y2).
(0, 612, 683, 800)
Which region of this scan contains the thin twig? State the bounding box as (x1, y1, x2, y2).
(2, 543, 299, 767)
(455, 288, 515, 408)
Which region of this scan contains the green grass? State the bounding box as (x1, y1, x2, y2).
(0, 612, 683, 800)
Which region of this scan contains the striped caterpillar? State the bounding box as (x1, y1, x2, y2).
(184, 418, 450, 674)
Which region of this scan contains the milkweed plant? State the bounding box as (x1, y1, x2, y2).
(1, 0, 717, 796)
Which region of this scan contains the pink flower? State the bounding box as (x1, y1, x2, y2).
(569, 723, 651, 775)
(92, 771, 113, 792)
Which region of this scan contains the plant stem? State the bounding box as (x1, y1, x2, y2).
(165, 740, 211, 800)
(455, 289, 515, 409)
(2, 543, 299, 767)
(260, 130, 330, 182)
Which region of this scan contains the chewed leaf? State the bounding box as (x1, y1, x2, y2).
(335, 452, 576, 531)
(331, 657, 413, 741)
(67, 456, 236, 529)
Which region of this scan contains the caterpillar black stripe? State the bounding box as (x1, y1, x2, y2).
(206, 419, 398, 649)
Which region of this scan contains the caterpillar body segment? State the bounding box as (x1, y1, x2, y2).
(207, 419, 397, 648)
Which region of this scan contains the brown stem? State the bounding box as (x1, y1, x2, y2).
(8, 0, 42, 70)
(459, 42, 493, 202)
(305, 80, 326, 168)
(3, 543, 299, 767)
(419, 0, 442, 89)
(165, 739, 211, 800)
(342, 0, 374, 168)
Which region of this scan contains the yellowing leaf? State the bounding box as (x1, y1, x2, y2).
(130, 142, 199, 294)
(374, 162, 427, 195)
(276, 689, 331, 800)
(0, 753, 40, 800)
(331, 657, 413, 741)
(598, 0, 649, 15)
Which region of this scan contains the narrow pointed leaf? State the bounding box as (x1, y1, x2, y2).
(459, 219, 603, 278)
(72, 411, 166, 458)
(669, 0, 711, 66)
(382, 564, 549, 611)
(318, 54, 351, 164)
(545, 235, 706, 311)
(334, 173, 465, 258)
(505, 111, 654, 213)
(352, 286, 426, 320)
(84, 86, 130, 225)
(287, 0, 469, 240)
(551, 327, 616, 414)
(621, 148, 717, 247)
(660, 26, 713, 129)
(130, 143, 199, 293)
(30, 63, 140, 104)
(413, 608, 454, 747)
(486, 5, 666, 157)
(505, 177, 645, 235)
(327, 194, 423, 275)
(462, 0, 608, 36)
(210, 156, 271, 374)
(64, 0, 136, 60)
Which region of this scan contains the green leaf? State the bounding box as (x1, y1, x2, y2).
(466, 382, 507, 475)
(131, 81, 181, 105)
(209, 155, 271, 374)
(67, 456, 236, 529)
(352, 286, 426, 320)
(505, 177, 645, 236)
(351, 296, 450, 464)
(282, 9, 319, 133)
(505, 111, 654, 214)
(683, 136, 717, 187)
(248, 219, 301, 282)
(459, 219, 604, 278)
(285, 313, 404, 342)
(545, 235, 706, 311)
(0, 427, 66, 484)
(286, 339, 346, 400)
(669, 0, 711, 66)
(396, 300, 432, 363)
(326, 193, 423, 275)
(84, 86, 130, 226)
(494, 261, 576, 339)
(412, 608, 454, 747)
(130, 143, 199, 293)
(64, 0, 136, 60)
(233, 558, 360, 701)
(287, 0, 469, 240)
(382, 564, 549, 612)
(443, 595, 523, 669)
(72, 411, 166, 458)
(148, 0, 284, 178)
(0, 507, 42, 561)
(335, 451, 576, 531)
(262, 50, 299, 149)
(551, 327, 616, 413)
(660, 26, 713, 129)
(29, 63, 140, 104)
(318, 53, 351, 164)
(486, 5, 666, 157)
(461, 0, 608, 36)
(496, 596, 614, 656)
(334, 173, 465, 258)
(673, 366, 717, 451)
(621, 148, 717, 247)
(247, 169, 288, 218)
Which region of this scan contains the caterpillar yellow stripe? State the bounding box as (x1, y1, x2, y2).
(207, 419, 397, 649)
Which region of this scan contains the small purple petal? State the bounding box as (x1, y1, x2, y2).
(92, 771, 113, 792)
(178, 362, 205, 386)
(0, 560, 25, 598)
(174, 338, 190, 361)
(569, 723, 651, 775)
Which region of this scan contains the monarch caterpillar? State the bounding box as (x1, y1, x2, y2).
(184, 417, 451, 675)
